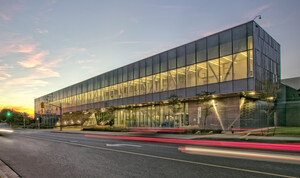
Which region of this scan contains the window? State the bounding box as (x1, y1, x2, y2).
(146, 75, 153, 94)
(207, 34, 219, 60)
(128, 81, 134, 97)
(196, 39, 206, 62)
(248, 50, 253, 77)
(220, 55, 232, 82)
(140, 77, 146, 95)
(122, 66, 128, 82)
(177, 67, 186, 89)
(146, 57, 153, 76)
(186, 42, 195, 65)
(168, 69, 177, 90)
(161, 72, 168, 91)
(133, 79, 140, 96)
(208, 59, 219, 84)
(196, 62, 207, 86)
(122, 82, 128, 98)
(160, 52, 168, 72)
(186, 64, 196, 87)
(153, 73, 160, 93)
(128, 64, 134, 81)
(220, 30, 232, 57)
(134, 62, 139, 79)
(233, 25, 247, 53)
(168, 49, 176, 70)
(177, 46, 185, 68)
(117, 68, 122, 84)
(139, 60, 146, 77)
(233, 51, 247, 80)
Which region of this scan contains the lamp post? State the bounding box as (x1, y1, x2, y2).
(253, 15, 262, 21)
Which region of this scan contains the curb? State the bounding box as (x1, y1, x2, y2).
(0, 160, 20, 178)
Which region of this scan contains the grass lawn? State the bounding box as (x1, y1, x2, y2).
(269, 127, 300, 137)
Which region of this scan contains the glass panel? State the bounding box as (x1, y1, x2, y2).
(177, 46, 185, 68)
(196, 39, 206, 62)
(168, 69, 176, 90)
(220, 30, 232, 57)
(248, 50, 253, 77)
(118, 68, 122, 84)
(146, 57, 152, 76)
(248, 36, 253, 49)
(233, 51, 247, 80)
(139, 60, 146, 77)
(140, 77, 146, 95)
(207, 34, 219, 60)
(177, 67, 186, 89)
(128, 81, 134, 97)
(146, 75, 153, 94)
(113, 85, 118, 99)
(220, 55, 233, 82)
(153, 73, 160, 93)
(128, 64, 134, 81)
(161, 72, 168, 92)
(196, 62, 207, 85)
(133, 79, 140, 96)
(168, 49, 176, 70)
(122, 82, 128, 98)
(134, 62, 139, 79)
(117, 84, 123, 98)
(186, 42, 195, 65)
(160, 52, 168, 72)
(113, 70, 117, 85)
(153, 55, 160, 74)
(208, 59, 219, 84)
(122, 66, 128, 82)
(186, 64, 196, 87)
(109, 86, 114, 100)
(233, 25, 247, 53)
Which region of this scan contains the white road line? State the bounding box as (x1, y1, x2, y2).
(18, 135, 297, 178)
(106, 144, 142, 147)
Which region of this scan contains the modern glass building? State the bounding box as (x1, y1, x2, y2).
(34, 21, 280, 130)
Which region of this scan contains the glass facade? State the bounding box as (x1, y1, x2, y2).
(35, 21, 280, 129)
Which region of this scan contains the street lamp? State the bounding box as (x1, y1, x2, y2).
(253, 15, 261, 21)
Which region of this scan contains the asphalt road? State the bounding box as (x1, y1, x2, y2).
(0, 129, 299, 178)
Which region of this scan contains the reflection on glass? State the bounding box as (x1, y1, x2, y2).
(140, 77, 146, 95)
(248, 50, 253, 77)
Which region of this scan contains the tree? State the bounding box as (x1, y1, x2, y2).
(260, 79, 280, 135)
(168, 94, 182, 127)
(98, 107, 116, 126)
(0, 109, 33, 127)
(196, 91, 215, 130)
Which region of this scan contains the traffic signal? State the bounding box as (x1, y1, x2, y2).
(6, 112, 11, 116)
(41, 102, 44, 108)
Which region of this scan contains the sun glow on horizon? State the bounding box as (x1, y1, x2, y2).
(0, 105, 34, 118)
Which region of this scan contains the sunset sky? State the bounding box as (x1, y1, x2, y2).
(1, 0, 300, 116)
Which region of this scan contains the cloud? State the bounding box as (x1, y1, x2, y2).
(77, 59, 96, 64)
(0, 43, 36, 57)
(244, 4, 272, 20)
(0, 64, 13, 80)
(118, 29, 125, 36)
(119, 41, 141, 44)
(36, 28, 49, 34)
(0, 0, 24, 21)
(18, 51, 48, 68)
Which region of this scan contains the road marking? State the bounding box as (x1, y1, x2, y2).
(106, 144, 141, 147)
(17, 135, 297, 178)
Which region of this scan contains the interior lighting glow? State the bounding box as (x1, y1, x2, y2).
(249, 91, 255, 95)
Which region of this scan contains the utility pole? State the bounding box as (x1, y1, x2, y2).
(23, 112, 26, 129)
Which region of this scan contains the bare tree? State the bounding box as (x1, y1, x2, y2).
(196, 91, 215, 130)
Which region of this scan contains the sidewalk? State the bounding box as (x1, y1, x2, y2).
(0, 160, 19, 178)
(49, 129, 300, 143)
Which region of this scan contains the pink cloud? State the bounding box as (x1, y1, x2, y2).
(0, 44, 36, 57)
(36, 28, 49, 34)
(244, 4, 272, 20)
(18, 51, 48, 68)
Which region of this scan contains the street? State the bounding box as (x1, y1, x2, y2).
(0, 130, 299, 178)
